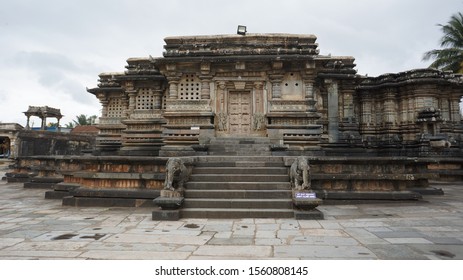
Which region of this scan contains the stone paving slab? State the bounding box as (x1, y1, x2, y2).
(1, 165, 463, 260)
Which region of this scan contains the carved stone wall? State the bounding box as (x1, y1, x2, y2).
(87, 34, 463, 156)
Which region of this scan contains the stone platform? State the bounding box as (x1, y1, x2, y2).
(1, 165, 463, 260)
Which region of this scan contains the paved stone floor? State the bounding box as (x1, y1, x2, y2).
(1, 161, 463, 260)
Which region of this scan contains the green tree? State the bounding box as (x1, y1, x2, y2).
(65, 114, 98, 128)
(423, 12, 463, 73)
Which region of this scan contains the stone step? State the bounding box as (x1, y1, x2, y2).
(209, 137, 272, 145)
(208, 146, 271, 156)
(193, 167, 288, 175)
(183, 198, 292, 209)
(196, 156, 284, 163)
(180, 208, 295, 219)
(186, 181, 291, 190)
(189, 174, 289, 182)
(196, 161, 284, 167)
(184, 189, 292, 199)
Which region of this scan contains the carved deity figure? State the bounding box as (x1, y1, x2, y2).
(164, 158, 189, 191)
(217, 112, 228, 131)
(290, 156, 311, 190)
(253, 114, 265, 131)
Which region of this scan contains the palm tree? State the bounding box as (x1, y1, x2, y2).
(65, 114, 98, 128)
(423, 12, 463, 73)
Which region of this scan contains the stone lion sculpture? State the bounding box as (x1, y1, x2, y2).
(290, 156, 311, 190)
(164, 158, 189, 191)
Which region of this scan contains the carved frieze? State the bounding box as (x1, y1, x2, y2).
(269, 100, 308, 112)
(166, 100, 211, 112)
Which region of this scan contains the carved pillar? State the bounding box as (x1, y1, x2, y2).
(361, 92, 373, 128)
(383, 90, 397, 125)
(254, 81, 264, 113)
(127, 90, 137, 114)
(304, 81, 316, 112)
(168, 79, 179, 99)
(440, 98, 450, 121)
(450, 97, 461, 122)
(343, 89, 355, 121)
(153, 89, 163, 110)
(25, 115, 31, 129)
(96, 93, 108, 118)
(200, 77, 211, 100)
(270, 74, 283, 99)
(200, 62, 211, 100)
(217, 81, 226, 112)
(326, 79, 339, 143)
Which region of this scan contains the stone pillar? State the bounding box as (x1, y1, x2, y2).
(217, 81, 226, 112)
(40, 117, 46, 130)
(57, 117, 61, 132)
(305, 81, 316, 112)
(153, 90, 163, 110)
(200, 77, 211, 100)
(97, 93, 108, 118)
(450, 97, 461, 122)
(326, 80, 339, 143)
(361, 93, 373, 127)
(168, 79, 179, 100)
(127, 90, 137, 113)
(254, 81, 264, 113)
(440, 98, 450, 121)
(383, 90, 397, 125)
(343, 89, 355, 121)
(25, 115, 31, 129)
(270, 74, 283, 99)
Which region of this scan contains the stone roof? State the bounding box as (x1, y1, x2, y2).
(162, 33, 320, 58)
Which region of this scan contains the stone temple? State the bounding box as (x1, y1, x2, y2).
(8, 33, 463, 219)
(88, 33, 463, 157)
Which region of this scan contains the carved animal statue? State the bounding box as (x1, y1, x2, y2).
(290, 156, 311, 190)
(164, 158, 189, 191)
(429, 140, 452, 149)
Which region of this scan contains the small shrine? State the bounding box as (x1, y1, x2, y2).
(23, 106, 63, 131)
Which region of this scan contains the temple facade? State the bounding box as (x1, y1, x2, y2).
(87, 33, 463, 157)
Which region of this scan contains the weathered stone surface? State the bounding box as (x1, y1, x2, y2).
(151, 209, 181, 221)
(153, 196, 184, 210)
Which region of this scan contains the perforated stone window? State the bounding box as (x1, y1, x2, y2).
(179, 74, 201, 100)
(107, 98, 123, 118)
(136, 88, 154, 110)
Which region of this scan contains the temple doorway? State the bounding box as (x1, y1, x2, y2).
(228, 91, 252, 135)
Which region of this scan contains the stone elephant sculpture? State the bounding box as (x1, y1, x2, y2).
(163, 157, 189, 191)
(289, 156, 311, 190)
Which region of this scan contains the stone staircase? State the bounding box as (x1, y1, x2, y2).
(207, 137, 272, 156)
(181, 156, 294, 219)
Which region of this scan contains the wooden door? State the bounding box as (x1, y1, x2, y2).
(228, 91, 251, 135)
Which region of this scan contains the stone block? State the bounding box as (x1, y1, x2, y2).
(294, 209, 324, 220)
(153, 195, 184, 210)
(152, 209, 181, 221)
(292, 190, 323, 210)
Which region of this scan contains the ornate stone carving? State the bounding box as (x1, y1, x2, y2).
(216, 112, 228, 131)
(253, 113, 266, 131)
(290, 156, 311, 190)
(269, 100, 308, 112)
(166, 100, 211, 112)
(164, 158, 189, 191)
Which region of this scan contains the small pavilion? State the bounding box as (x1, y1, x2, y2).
(23, 106, 63, 131)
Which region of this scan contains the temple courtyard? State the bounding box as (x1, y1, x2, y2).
(1, 160, 462, 260)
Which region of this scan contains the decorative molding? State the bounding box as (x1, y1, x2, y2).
(269, 100, 308, 112)
(166, 100, 211, 112)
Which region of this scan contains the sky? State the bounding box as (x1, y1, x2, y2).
(0, 0, 462, 126)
